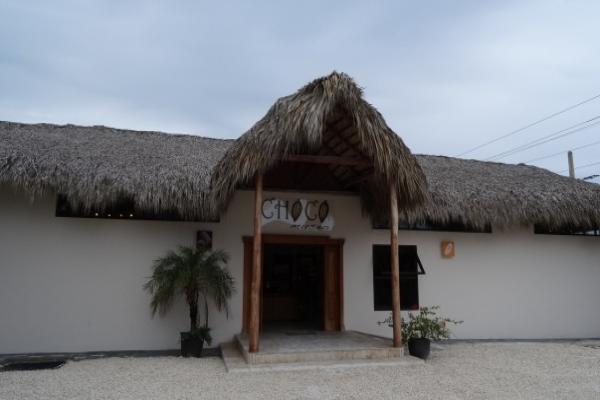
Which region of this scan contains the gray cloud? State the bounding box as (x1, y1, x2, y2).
(1, 0, 599, 180)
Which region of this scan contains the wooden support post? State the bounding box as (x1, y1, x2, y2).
(280, 154, 371, 167)
(248, 174, 263, 353)
(389, 184, 402, 348)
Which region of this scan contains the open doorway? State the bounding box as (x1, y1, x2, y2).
(262, 244, 324, 331)
(242, 235, 343, 335)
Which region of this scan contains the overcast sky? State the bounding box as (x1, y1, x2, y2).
(1, 1, 599, 181)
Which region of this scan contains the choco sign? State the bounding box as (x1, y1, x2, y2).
(261, 198, 334, 231)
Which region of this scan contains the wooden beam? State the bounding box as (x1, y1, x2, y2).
(281, 154, 371, 167)
(337, 130, 364, 156)
(327, 116, 347, 130)
(323, 130, 368, 180)
(320, 140, 360, 184)
(389, 184, 402, 348)
(243, 234, 344, 246)
(344, 169, 374, 188)
(324, 121, 361, 153)
(248, 174, 263, 353)
(329, 117, 352, 134)
(296, 163, 315, 187)
(242, 240, 252, 334)
(322, 137, 370, 181)
(323, 245, 340, 331)
(324, 130, 361, 157)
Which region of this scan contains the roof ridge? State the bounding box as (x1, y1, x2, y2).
(0, 120, 235, 143)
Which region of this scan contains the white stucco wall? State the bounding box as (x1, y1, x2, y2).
(1, 186, 599, 354)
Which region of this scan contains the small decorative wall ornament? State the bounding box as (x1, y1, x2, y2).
(441, 240, 455, 259)
(318, 201, 329, 223)
(196, 230, 213, 250)
(291, 200, 303, 222)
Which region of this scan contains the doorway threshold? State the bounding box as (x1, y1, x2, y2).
(233, 331, 405, 365)
(222, 332, 421, 373)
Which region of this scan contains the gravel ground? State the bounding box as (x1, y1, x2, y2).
(1, 342, 600, 400)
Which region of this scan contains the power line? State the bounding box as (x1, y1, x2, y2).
(485, 116, 600, 161)
(488, 116, 600, 160)
(557, 160, 600, 174)
(455, 92, 600, 157)
(524, 139, 600, 163)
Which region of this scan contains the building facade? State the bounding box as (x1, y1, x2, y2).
(1, 185, 599, 354)
(1, 72, 599, 355)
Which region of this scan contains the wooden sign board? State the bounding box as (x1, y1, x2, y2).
(261, 197, 334, 231)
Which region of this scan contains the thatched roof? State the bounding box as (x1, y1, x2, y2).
(2, 119, 599, 229)
(1, 72, 599, 229)
(210, 72, 428, 217)
(413, 155, 600, 229)
(0, 121, 231, 220)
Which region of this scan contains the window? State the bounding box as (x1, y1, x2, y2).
(55, 195, 217, 222)
(534, 224, 600, 237)
(372, 218, 491, 233)
(372, 245, 425, 311)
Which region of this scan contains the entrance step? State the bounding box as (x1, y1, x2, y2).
(221, 342, 422, 373)
(234, 331, 405, 365)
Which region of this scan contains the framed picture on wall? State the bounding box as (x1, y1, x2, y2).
(196, 230, 213, 250)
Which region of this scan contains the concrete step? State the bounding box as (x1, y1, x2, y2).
(221, 342, 423, 373)
(234, 331, 406, 365)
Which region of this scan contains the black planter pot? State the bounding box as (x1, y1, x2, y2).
(180, 332, 204, 358)
(408, 338, 431, 360)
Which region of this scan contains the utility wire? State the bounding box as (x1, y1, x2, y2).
(455, 92, 600, 157)
(524, 139, 600, 164)
(487, 116, 600, 160)
(485, 116, 600, 161)
(557, 160, 600, 174)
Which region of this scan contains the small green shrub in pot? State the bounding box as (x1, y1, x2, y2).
(144, 246, 235, 357)
(379, 306, 462, 359)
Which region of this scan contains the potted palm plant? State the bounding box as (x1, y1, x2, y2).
(144, 246, 235, 357)
(379, 306, 462, 360)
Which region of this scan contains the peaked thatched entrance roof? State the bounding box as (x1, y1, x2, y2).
(210, 72, 428, 217)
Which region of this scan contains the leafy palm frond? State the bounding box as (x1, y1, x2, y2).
(143, 249, 185, 317)
(144, 246, 235, 332)
(199, 250, 234, 317)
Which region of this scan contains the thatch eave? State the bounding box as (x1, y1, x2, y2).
(0, 121, 232, 220)
(2, 122, 599, 230)
(410, 155, 600, 230)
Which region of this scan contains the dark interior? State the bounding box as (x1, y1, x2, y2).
(262, 244, 324, 331)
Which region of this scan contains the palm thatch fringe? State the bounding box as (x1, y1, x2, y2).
(0, 121, 231, 220)
(408, 155, 600, 230)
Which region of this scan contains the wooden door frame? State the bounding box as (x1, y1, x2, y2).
(242, 234, 344, 333)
